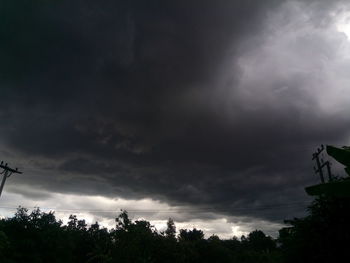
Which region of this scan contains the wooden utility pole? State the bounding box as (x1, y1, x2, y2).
(312, 145, 332, 183)
(0, 161, 22, 198)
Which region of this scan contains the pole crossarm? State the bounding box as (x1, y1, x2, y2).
(0, 163, 22, 174)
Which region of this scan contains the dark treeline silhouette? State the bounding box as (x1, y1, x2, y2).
(279, 195, 350, 263)
(0, 207, 280, 263)
(0, 195, 349, 262)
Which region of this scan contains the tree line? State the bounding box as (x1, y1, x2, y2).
(0, 195, 349, 263)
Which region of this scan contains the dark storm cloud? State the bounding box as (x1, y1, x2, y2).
(1, 0, 349, 223)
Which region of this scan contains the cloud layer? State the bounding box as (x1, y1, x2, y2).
(1, 0, 350, 233)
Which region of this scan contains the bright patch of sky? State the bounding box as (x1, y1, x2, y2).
(336, 11, 350, 39)
(0, 190, 284, 238)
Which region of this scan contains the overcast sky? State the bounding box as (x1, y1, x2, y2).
(1, 0, 350, 237)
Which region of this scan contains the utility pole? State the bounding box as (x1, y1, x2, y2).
(312, 145, 332, 183)
(0, 161, 22, 198)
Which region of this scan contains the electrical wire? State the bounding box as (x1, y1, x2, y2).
(0, 201, 310, 214)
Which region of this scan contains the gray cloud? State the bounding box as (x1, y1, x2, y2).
(1, 0, 350, 229)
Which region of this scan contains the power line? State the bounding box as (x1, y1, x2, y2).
(0, 201, 309, 214)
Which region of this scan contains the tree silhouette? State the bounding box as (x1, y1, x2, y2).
(179, 228, 204, 242)
(0, 207, 282, 263)
(279, 195, 350, 263)
(165, 218, 176, 239)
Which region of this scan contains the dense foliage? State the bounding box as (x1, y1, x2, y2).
(0, 208, 280, 263)
(278, 196, 350, 263)
(1, 195, 349, 262)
